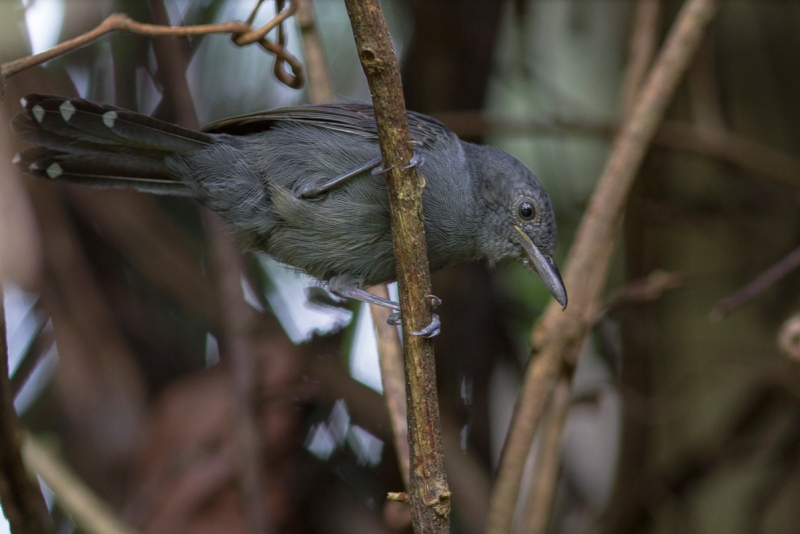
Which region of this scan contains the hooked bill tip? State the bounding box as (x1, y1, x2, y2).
(513, 225, 568, 309)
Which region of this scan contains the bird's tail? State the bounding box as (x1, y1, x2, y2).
(11, 94, 214, 196)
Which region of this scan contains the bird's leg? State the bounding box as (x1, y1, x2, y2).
(299, 156, 383, 198)
(386, 294, 441, 337)
(299, 143, 425, 199)
(326, 277, 441, 338)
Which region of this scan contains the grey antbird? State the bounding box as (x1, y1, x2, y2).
(11, 94, 567, 336)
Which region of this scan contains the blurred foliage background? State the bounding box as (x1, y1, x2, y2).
(1, 1, 800, 533)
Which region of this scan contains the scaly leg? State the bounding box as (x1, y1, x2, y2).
(299, 156, 382, 198)
(298, 147, 425, 199)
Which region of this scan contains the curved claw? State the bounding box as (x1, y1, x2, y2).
(385, 311, 441, 338)
(426, 294, 442, 309)
(401, 151, 424, 170)
(387, 311, 402, 326)
(372, 147, 425, 176)
(411, 314, 441, 338)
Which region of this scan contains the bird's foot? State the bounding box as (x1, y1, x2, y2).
(371, 146, 425, 175)
(386, 294, 442, 338)
(327, 277, 441, 338)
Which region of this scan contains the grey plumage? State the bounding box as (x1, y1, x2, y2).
(11, 94, 566, 314)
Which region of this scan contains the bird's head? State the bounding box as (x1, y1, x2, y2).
(467, 143, 567, 309)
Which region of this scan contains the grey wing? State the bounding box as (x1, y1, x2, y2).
(202, 103, 455, 148)
(196, 104, 464, 285)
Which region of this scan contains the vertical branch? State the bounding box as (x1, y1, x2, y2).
(207, 216, 269, 534)
(298, 0, 412, 495)
(295, 0, 412, 491)
(343, 1, 450, 532)
(0, 285, 52, 534)
(518, 378, 571, 534)
(147, 0, 199, 128)
(368, 286, 410, 489)
(486, 1, 721, 533)
(602, 2, 663, 530)
(296, 0, 333, 103)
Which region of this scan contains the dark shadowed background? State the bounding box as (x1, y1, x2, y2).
(1, 1, 800, 533)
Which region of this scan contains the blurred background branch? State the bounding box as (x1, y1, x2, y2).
(1, 0, 303, 97)
(487, 0, 721, 532)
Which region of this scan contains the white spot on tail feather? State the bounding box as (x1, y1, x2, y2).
(46, 163, 63, 179)
(59, 101, 76, 122)
(103, 111, 117, 128)
(20, 97, 28, 108)
(29, 162, 39, 172)
(12, 153, 21, 165)
(32, 105, 45, 124)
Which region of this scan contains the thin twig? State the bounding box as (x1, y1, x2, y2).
(711, 245, 800, 320)
(343, 1, 450, 532)
(486, 1, 721, 533)
(600, 271, 685, 320)
(0, 2, 304, 98)
(0, 287, 52, 533)
(22, 433, 137, 534)
(519, 377, 571, 534)
(148, 0, 200, 129)
(368, 286, 410, 489)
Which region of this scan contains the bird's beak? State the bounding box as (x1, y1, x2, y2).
(513, 225, 568, 309)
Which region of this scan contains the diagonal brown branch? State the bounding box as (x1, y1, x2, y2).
(343, 1, 450, 532)
(711, 244, 800, 319)
(486, 1, 721, 533)
(516, 2, 665, 530)
(22, 434, 138, 534)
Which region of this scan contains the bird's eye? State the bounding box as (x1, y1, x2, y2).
(518, 200, 536, 221)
